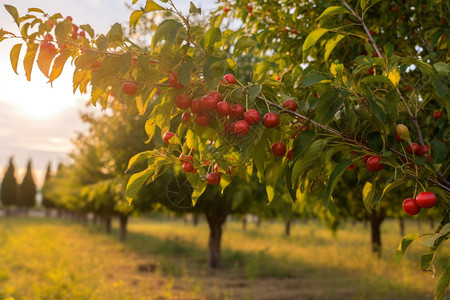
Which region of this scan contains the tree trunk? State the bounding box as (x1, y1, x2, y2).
(206, 215, 224, 269)
(93, 214, 99, 226)
(370, 209, 385, 257)
(105, 216, 112, 234)
(242, 217, 247, 231)
(192, 213, 199, 226)
(119, 215, 128, 242)
(256, 216, 261, 228)
(285, 219, 291, 237)
(399, 217, 405, 237)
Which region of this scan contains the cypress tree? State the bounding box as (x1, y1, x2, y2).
(41, 162, 55, 209)
(19, 159, 36, 208)
(1, 157, 18, 208)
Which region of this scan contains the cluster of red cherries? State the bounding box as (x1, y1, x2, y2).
(402, 192, 436, 215)
(130, 73, 298, 185)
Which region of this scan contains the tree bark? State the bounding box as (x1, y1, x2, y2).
(105, 216, 112, 234)
(119, 214, 128, 242)
(192, 213, 199, 226)
(285, 219, 291, 237)
(399, 217, 405, 237)
(370, 209, 385, 257)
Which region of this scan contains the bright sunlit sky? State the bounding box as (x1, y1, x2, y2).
(0, 0, 216, 186)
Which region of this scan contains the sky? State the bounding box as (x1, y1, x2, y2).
(0, 0, 216, 187)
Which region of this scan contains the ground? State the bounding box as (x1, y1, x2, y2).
(0, 215, 447, 299)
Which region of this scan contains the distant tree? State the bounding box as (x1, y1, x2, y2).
(1, 157, 18, 214)
(19, 159, 36, 210)
(41, 162, 55, 214)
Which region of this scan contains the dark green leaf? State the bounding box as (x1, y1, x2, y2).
(178, 61, 194, 86)
(315, 89, 342, 124)
(434, 261, 450, 300)
(323, 159, 353, 208)
(189, 2, 200, 14)
(292, 131, 316, 163)
(151, 19, 183, 53)
(431, 139, 448, 164)
(234, 36, 258, 56)
(204, 27, 221, 50)
(302, 72, 328, 87)
(367, 131, 383, 152)
(421, 253, 434, 271)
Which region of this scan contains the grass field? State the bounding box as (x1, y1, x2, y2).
(0, 216, 448, 300)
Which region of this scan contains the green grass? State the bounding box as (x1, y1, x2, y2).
(0, 216, 448, 300)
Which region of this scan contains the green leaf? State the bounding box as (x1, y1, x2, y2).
(9, 43, 22, 75)
(434, 261, 450, 300)
(23, 43, 38, 81)
(151, 19, 183, 53)
(4, 5, 19, 26)
(203, 57, 226, 90)
(433, 75, 448, 99)
(126, 168, 155, 199)
(129, 10, 144, 29)
(204, 27, 222, 50)
(361, 75, 392, 85)
(96, 35, 108, 51)
(292, 131, 316, 162)
(317, 6, 348, 20)
(127, 151, 153, 171)
(186, 173, 207, 206)
(79, 24, 95, 38)
(323, 159, 353, 208)
(189, 1, 200, 14)
(302, 72, 328, 87)
(302, 28, 328, 62)
(434, 62, 450, 74)
(178, 61, 194, 86)
(145, 0, 164, 12)
(265, 162, 285, 203)
(285, 166, 296, 202)
(421, 253, 434, 271)
(324, 34, 345, 61)
(431, 139, 448, 164)
(367, 131, 383, 152)
(234, 36, 258, 56)
(395, 234, 419, 263)
(315, 89, 342, 125)
(106, 23, 123, 43)
(360, 0, 367, 10)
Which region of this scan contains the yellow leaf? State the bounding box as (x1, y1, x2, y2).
(388, 68, 400, 87)
(145, 0, 164, 12)
(330, 62, 343, 78)
(9, 43, 22, 75)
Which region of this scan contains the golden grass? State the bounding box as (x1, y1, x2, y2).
(0, 216, 447, 300)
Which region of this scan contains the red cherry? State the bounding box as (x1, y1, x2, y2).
(394, 132, 404, 143)
(214, 163, 219, 172)
(43, 33, 53, 41)
(368, 67, 375, 75)
(206, 172, 221, 185)
(418, 145, 430, 156)
(71, 30, 78, 39)
(175, 94, 191, 109)
(182, 162, 195, 173)
(79, 31, 86, 38)
(433, 111, 443, 120)
(190, 99, 204, 114)
(39, 41, 57, 55)
(72, 24, 79, 33)
(347, 164, 356, 170)
(201, 95, 217, 111)
(369, 30, 375, 36)
(283, 100, 298, 111)
(223, 120, 235, 134)
(366, 155, 384, 172)
(195, 112, 211, 127)
(263, 112, 280, 128)
(169, 72, 184, 89)
(216, 101, 231, 117)
(287, 149, 293, 161)
(391, 6, 398, 12)
(66, 16, 73, 22)
(208, 91, 222, 103)
(122, 82, 138, 96)
(271, 142, 287, 157)
(247, 5, 253, 11)
(181, 112, 191, 122)
(405, 85, 411, 92)
(163, 131, 175, 144)
(402, 198, 420, 215)
(425, 154, 431, 162)
(416, 191, 436, 208)
(223, 7, 229, 13)
(406, 143, 420, 155)
(229, 104, 245, 120)
(244, 109, 261, 125)
(234, 120, 250, 136)
(362, 155, 371, 163)
(179, 154, 194, 163)
(222, 74, 236, 84)
(291, 28, 297, 34)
